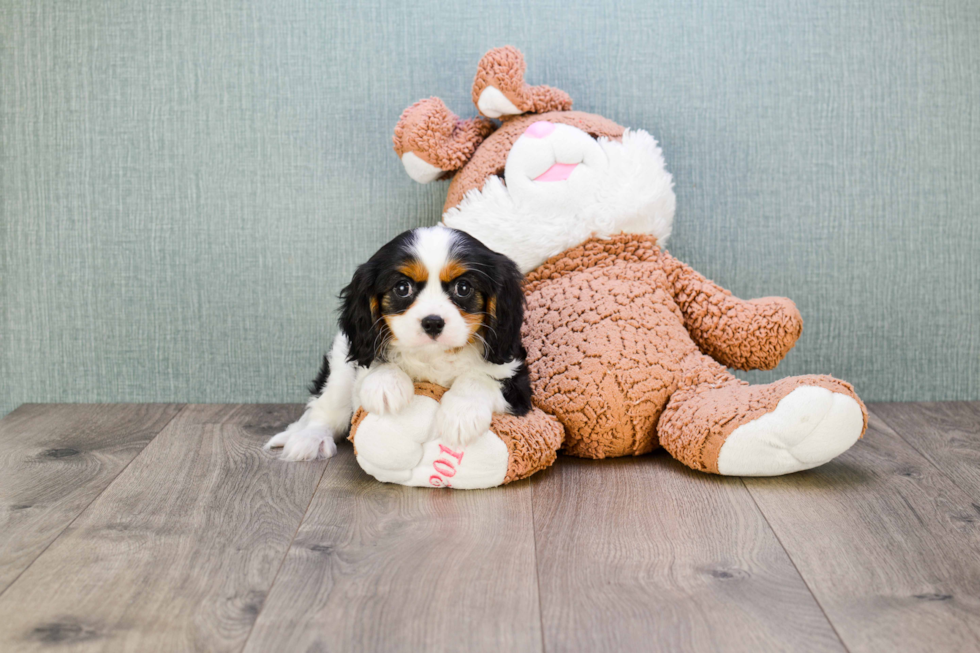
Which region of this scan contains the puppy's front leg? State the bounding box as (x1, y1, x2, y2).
(356, 363, 415, 416)
(265, 333, 355, 461)
(435, 373, 508, 448)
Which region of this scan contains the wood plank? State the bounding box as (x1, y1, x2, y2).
(744, 411, 980, 652)
(532, 454, 844, 652)
(0, 403, 183, 594)
(243, 444, 542, 653)
(872, 401, 980, 501)
(0, 404, 325, 653)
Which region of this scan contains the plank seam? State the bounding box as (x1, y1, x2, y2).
(530, 478, 547, 653)
(739, 478, 852, 653)
(0, 403, 187, 599)
(869, 403, 980, 501)
(237, 449, 332, 653)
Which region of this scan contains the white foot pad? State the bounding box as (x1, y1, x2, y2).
(354, 393, 509, 489)
(716, 386, 863, 476)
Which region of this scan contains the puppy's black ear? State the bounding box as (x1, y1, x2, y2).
(338, 262, 381, 368)
(483, 253, 526, 365)
(501, 356, 532, 416)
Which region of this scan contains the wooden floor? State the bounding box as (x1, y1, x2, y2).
(1, 403, 979, 652)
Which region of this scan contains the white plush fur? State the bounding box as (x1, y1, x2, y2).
(265, 226, 520, 460)
(443, 126, 676, 273)
(716, 386, 864, 476)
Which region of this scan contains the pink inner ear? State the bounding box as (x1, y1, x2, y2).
(524, 121, 556, 139)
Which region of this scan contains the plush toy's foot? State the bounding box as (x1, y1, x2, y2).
(716, 385, 865, 475)
(659, 375, 867, 476)
(349, 383, 564, 489)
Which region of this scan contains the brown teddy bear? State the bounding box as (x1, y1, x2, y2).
(349, 46, 866, 489)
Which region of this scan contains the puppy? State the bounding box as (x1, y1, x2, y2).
(265, 225, 531, 461)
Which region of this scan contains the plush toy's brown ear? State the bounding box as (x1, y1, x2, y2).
(471, 46, 572, 119)
(393, 97, 496, 184)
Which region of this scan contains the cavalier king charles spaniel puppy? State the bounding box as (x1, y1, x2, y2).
(265, 225, 531, 461)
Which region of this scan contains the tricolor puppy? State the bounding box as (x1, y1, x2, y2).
(265, 226, 531, 461)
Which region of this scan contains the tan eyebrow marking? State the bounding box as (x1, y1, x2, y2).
(440, 259, 468, 283)
(398, 259, 428, 283)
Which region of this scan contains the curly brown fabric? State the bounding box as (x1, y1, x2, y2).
(393, 97, 496, 172)
(521, 233, 863, 465)
(491, 409, 566, 484)
(471, 46, 573, 118)
(525, 235, 707, 458)
(660, 254, 803, 370)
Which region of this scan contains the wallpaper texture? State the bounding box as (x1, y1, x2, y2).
(2, 0, 978, 416)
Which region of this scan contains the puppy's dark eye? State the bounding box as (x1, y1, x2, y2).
(393, 280, 413, 298)
(453, 279, 473, 298)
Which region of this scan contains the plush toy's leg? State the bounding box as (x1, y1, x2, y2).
(349, 382, 565, 489)
(658, 371, 868, 476)
(491, 410, 565, 484)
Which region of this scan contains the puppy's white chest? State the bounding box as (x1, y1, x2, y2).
(390, 346, 481, 386)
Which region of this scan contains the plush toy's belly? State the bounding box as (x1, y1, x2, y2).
(523, 260, 698, 458)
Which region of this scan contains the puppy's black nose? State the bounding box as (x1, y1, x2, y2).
(420, 315, 445, 338)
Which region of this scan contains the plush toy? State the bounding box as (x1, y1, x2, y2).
(351, 46, 867, 489)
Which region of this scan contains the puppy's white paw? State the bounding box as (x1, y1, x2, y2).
(263, 428, 294, 450)
(265, 426, 337, 462)
(435, 393, 493, 448)
(359, 367, 415, 415)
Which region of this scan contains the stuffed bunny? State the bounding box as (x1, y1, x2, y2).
(350, 46, 866, 488)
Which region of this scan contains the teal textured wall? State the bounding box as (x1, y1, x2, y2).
(2, 0, 979, 416)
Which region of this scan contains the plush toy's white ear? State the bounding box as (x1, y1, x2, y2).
(477, 85, 523, 119)
(393, 97, 496, 184)
(471, 46, 572, 119)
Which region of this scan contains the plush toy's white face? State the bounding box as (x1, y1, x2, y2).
(443, 121, 676, 274)
(505, 121, 608, 188)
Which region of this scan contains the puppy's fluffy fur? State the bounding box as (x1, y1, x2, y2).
(265, 226, 531, 461)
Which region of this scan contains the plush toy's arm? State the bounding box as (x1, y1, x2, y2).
(659, 250, 803, 371)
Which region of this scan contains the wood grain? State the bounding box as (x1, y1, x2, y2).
(243, 444, 542, 653)
(744, 411, 980, 652)
(0, 403, 182, 594)
(4, 402, 980, 652)
(531, 454, 844, 652)
(872, 402, 980, 501)
(0, 404, 325, 653)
